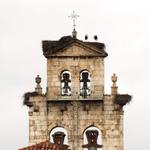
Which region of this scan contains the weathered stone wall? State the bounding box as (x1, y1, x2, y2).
(47, 56, 104, 100)
(27, 44, 124, 150)
(28, 96, 48, 145)
(28, 95, 123, 150)
(46, 96, 123, 150)
(103, 95, 124, 150)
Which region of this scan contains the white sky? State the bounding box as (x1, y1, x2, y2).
(0, 0, 150, 149)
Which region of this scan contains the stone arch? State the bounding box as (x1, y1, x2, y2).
(82, 125, 103, 150)
(49, 126, 68, 145)
(80, 69, 91, 97)
(60, 70, 71, 96)
(79, 69, 90, 74)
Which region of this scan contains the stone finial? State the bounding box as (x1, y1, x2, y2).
(111, 73, 118, 95)
(72, 29, 77, 39)
(35, 75, 42, 94)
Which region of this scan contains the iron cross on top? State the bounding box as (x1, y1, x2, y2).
(69, 11, 79, 29)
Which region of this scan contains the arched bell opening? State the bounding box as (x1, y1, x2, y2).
(49, 127, 68, 145)
(83, 126, 103, 150)
(80, 70, 91, 98)
(60, 70, 71, 96)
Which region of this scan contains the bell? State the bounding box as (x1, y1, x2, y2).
(52, 132, 66, 145)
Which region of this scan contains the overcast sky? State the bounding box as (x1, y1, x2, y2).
(0, 0, 150, 149)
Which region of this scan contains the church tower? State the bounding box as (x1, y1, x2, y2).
(23, 30, 131, 150)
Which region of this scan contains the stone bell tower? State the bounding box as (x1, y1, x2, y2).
(23, 30, 131, 150)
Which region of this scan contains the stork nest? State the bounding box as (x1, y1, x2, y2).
(23, 92, 39, 106)
(115, 94, 132, 106)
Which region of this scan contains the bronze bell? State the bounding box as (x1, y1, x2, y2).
(85, 130, 99, 146)
(52, 132, 66, 145)
(83, 130, 102, 149)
